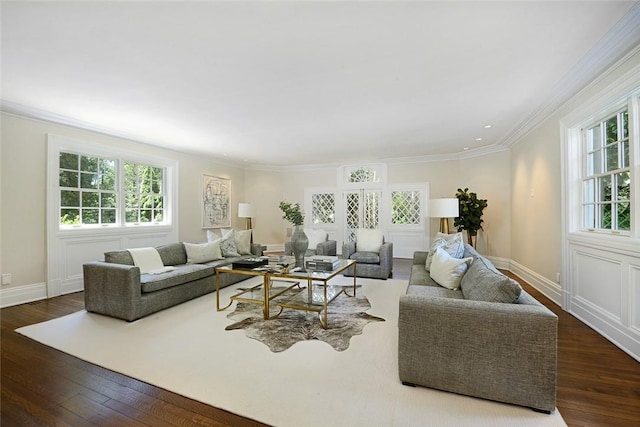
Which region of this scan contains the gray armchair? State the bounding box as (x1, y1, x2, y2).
(284, 228, 337, 257)
(342, 240, 393, 279)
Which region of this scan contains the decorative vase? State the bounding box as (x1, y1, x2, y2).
(291, 225, 309, 270)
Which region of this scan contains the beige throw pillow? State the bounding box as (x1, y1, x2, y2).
(234, 229, 253, 255)
(184, 241, 223, 263)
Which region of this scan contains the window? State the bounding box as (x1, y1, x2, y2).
(311, 193, 335, 224)
(50, 135, 174, 230)
(124, 163, 165, 223)
(59, 152, 117, 225)
(582, 108, 632, 232)
(391, 190, 421, 225)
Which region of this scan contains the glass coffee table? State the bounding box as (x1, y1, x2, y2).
(215, 258, 357, 329)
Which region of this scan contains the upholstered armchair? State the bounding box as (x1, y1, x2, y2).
(342, 229, 393, 279)
(284, 228, 337, 257)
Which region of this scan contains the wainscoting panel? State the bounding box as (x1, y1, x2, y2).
(631, 264, 640, 333)
(566, 236, 640, 362)
(574, 250, 623, 321)
(387, 231, 424, 259)
(49, 227, 178, 298)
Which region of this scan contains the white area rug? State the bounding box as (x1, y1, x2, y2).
(17, 277, 566, 427)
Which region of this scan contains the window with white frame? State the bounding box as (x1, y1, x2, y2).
(581, 106, 633, 233)
(59, 152, 118, 225)
(391, 190, 421, 225)
(50, 134, 174, 229)
(311, 193, 335, 224)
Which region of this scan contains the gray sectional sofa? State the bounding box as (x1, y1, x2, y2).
(398, 244, 558, 413)
(83, 242, 263, 321)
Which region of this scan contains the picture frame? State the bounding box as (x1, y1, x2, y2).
(202, 174, 231, 228)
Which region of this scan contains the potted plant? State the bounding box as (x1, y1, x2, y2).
(453, 188, 488, 247)
(279, 201, 307, 268)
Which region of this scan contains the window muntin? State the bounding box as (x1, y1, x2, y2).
(59, 152, 166, 227)
(391, 190, 421, 225)
(582, 108, 631, 232)
(59, 152, 117, 226)
(311, 193, 335, 224)
(124, 163, 165, 224)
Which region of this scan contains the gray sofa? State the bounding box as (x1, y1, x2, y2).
(83, 242, 263, 322)
(398, 244, 558, 413)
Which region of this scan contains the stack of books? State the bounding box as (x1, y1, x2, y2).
(305, 255, 340, 272)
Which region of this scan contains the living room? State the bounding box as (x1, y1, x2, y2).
(1, 1, 640, 426)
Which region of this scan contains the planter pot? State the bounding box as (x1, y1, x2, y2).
(291, 225, 309, 269)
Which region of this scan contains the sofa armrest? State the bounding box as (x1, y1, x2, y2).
(413, 251, 429, 265)
(316, 240, 337, 256)
(250, 243, 264, 256)
(398, 294, 557, 412)
(342, 241, 356, 259)
(83, 261, 142, 321)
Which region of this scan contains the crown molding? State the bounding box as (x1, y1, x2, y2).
(497, 2, 640, 149)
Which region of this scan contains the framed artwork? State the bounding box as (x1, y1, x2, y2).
(202, 174, 231, 228)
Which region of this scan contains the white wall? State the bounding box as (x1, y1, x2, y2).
(0, 112, 247, 303)
(245, 152, 512, 261)
(510, 49, 640, 360)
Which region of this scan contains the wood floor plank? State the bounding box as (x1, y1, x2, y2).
(2, 260, 639, 427)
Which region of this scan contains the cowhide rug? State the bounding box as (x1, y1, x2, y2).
(225, 286, 385, 352)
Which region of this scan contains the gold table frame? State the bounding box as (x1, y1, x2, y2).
(215, 259, 357, 329)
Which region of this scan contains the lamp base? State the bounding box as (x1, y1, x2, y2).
(439, 218, 450, 234)
(245, 218, 253, 243)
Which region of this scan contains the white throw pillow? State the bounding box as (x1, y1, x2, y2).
(304, 228, 327, 250)
(234, 229, 252, 255)
(184, 240, 223, 263)
(356, 229, 384, 253)
(425, 232, 464, 272)
(206, 229, 221, 242)
(429, 247, 473, 290)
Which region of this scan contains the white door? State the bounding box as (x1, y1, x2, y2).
(343, 190, 381, 242)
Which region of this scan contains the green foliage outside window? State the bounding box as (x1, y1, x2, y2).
(583, 109, 631, 232)
(59, 152, 165, 226)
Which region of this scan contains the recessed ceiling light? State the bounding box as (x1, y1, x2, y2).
(475, 137, 483, 141)
(463, 147, 469, 151)
(484, 125, 492, 129)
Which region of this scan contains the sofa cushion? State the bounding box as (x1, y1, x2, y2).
(429, 247, 473, 290)
(350, 251, 380, 264)
(461, 256, 522, 303)
(140, 264, 215, 293)
(156, 243, 188, 266)
(184, 241, 223, 263)
(105, 243, 187, 266)
(406, 284, 464, 299)
(425, 232, 464, 271)
(409, 264, 440, 287)
(356, 229, 384, 253)
(305, 228, 328, 250)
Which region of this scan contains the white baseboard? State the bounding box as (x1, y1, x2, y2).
(0, 282, 48, 308)
(507, 260, 563, 307)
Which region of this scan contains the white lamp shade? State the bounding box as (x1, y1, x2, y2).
(430, 198, 459, 218)
(238, 203, 253, 218)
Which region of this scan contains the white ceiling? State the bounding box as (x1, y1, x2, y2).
(2, 1, 639, 168)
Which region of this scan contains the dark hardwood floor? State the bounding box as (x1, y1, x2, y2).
(2, 259, 639, 426)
